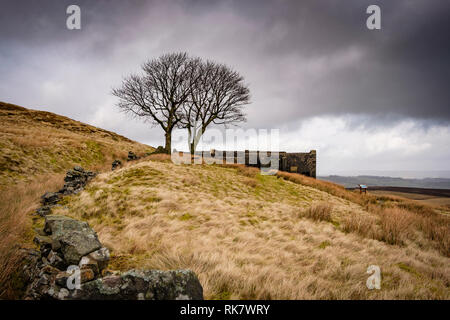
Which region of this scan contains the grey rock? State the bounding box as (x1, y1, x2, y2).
(59, 166, 96, 195)
(65, 269, 203, 300)
(86, 247, 110, 272)
(111, 159, 122, 171)
(36, 206, 52, 216)
(58, 288, 70, 300)
(127, 151, 139, 161)
(73, 166, 84, 172)
(41, 192, 60, 206)
(55, 271, 71, 287)
(33, 235, 53, 247)
(44, 215, 102, 265)
(79, 255, 99, 275)
(48, 251, 66, 270)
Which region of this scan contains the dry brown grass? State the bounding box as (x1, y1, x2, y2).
(341, 213, 379, 239)
(53, 160, 450, 299)
(220, 163, 260, 178)
(277, 171, 450, 257)
(301, 202, 333, 222)
(0, 101, 154, 298)
(377, 208, 414, 246)
(0, 101, 153, 186)
(277, 171, 363, 204)
(0, 174, 64, 298)
(2, 101, 447, 299)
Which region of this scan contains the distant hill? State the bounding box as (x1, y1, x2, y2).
(319, 175, 450, 189)
(0, 101, 153, 186)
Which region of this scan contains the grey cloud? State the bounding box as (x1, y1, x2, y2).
(0, 0, 449, 133)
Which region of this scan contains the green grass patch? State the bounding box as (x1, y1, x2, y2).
(143, 195, 162, 203)
(396, 263, 419, 276)
(318, 240, 331, 249)
(179, 213, 194, 221)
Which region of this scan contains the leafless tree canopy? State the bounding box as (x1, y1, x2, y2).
(112, 52, 250, 154)
(182, 60, 250, 154)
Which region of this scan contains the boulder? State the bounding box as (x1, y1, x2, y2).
(41, 192, 60, 206)
(85, 247, 110, 272)
(73, 166, 84, 172)
(127, 151, 139, 161)
(59, 166, 96, 195)
(111, 159, 122, 171)
(36, 206, 52, 217)
(80, 268, 95, 283)
(64, 269, 203, 300)
(44, 215, 102, 265)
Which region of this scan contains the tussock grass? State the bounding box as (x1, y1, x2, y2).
(277, 171, 450, 257)
(377, 208, 413, 246)
(54, 160, 450, 299)
(341, 213, 378, 239)
(0, 174, 64, 298)
(301, 202, 333, 222)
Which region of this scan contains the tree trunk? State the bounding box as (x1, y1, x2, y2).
(189, 129, 201, 155)
(165, 131, 172, 154)
(189, 127, 205, 156)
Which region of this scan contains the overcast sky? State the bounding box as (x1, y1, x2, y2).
(0, 0, 449, 177)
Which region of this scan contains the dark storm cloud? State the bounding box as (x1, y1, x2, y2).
(0, 0, 449, 126)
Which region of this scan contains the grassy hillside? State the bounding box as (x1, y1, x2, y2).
(0, 101, 153, 298)
(1, 101, 448, 300)
(52, 156, 450, 299)
(0, 101, 153, 186)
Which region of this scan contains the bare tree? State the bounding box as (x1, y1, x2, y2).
(181, 60, 250, 155)
(112, 52, 195, 154)
(112, 53, 250, 155)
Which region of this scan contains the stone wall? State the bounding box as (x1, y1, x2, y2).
(283, 150, 316, 178)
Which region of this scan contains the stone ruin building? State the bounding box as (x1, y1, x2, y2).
(193, 149, 317, 178)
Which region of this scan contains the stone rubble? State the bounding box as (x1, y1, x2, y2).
(127, 151, 139, 161)
(36, 166, 96, 217)
(59, 165, 96, 195)
(25, 214, 203, 300)
(111, 159, 122, 170)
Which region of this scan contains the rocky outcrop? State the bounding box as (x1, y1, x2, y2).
(35, 166, 96, 217)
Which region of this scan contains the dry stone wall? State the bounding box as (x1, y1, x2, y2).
(24, 165, 203, 300)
